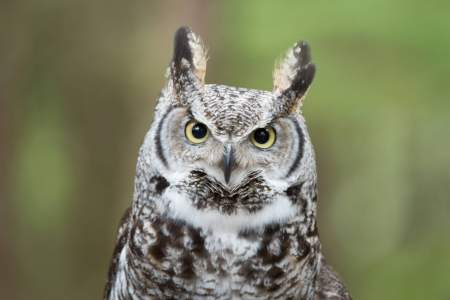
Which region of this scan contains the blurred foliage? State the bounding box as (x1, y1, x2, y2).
(1, 0, 449, 299)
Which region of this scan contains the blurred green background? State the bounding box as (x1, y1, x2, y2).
(1, 0, 450, 299)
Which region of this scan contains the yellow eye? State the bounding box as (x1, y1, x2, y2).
(250, 127, 276, 149)
(185, 120, 209, 144)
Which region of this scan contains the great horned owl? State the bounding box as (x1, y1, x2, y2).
(104, 27, 352, 300)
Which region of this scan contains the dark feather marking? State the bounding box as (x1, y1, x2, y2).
(296, 235, 311, 261)
(266, 266, 284, 291)
(179, 170, 271, 214)
(188, 226, 207, 257)
(179, 251, 195, 279)
(307, 222, 319, 237)
(281, 41, 315, 102)
(146, 217, 207, 280)
(286, 118, 305, 177)
(257, 224, 290, 265)
(275, 41, 316, 114)
(103, 207, 132, 300)
(155, 107, 174, 168)
(285, 181, 304, 204)
(171, 27, 200, 106)
(238, 260, 258, 281)
(286, 63, 315, 99)
(147, 218, 167, 261)
(129, 221, 144, 257)
(173, 26, 193, 72)
(149, 175, 170, 195)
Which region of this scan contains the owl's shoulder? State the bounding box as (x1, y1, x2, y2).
(103, 207, 132, 300)
(315, 256, 352, 300)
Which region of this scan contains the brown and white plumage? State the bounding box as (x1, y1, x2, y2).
(104, 27, 351, 300)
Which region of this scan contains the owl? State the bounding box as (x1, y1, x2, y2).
(104, 27, 351, 300)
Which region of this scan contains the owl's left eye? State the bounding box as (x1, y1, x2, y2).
(250, 127, 276, 149)
(185, 120, 209, 144)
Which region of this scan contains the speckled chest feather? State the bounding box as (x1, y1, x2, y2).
(107, 156, 321, 299)
(125, 188, 320, 299)
(133, 221, 319, 299)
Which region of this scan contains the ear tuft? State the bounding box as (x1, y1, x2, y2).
(273, 41, 315, 113)
(173, 26, 194, 69)
(172, 26, 207, 83)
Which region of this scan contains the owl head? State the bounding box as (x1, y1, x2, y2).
(138, 27, 317, 232)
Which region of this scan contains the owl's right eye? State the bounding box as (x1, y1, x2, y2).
(185, 120, 209, 144)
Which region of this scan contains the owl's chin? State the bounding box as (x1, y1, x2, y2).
(161, 185, 297, 235)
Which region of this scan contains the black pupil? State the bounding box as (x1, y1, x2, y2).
(254, 128, 270, 144)
(192, 123, 207, 139)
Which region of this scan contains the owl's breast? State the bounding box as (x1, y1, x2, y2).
(126, 212, 320, 299)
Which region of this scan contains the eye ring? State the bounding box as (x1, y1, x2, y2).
(250, 127, 276, 149)
(185, 120, 209, 144)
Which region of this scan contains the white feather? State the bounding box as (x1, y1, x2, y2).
(161, 189, 296, 235)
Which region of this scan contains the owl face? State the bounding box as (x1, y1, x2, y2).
(158, 85, 308, 188)
(143, 27, 316, 231)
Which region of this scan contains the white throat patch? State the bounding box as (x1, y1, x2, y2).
(160, 188, 297, 235)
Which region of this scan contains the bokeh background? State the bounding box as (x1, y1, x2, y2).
(1, 0, 450, 299)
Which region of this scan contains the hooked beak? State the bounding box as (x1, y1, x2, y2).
(223, 144, 235, 184)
